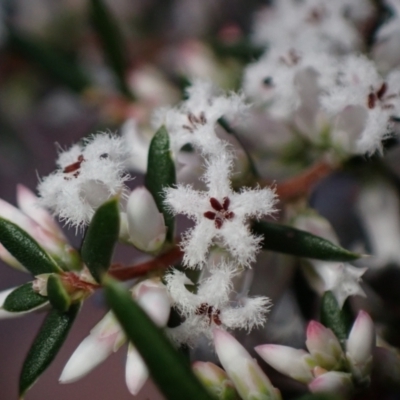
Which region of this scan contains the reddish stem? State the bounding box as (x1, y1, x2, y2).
(109, 246, 183, 281)
(263, 161, 334, 202)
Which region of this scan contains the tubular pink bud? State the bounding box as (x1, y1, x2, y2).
(309, 371, 353, 398)
(255, 344, 315, 383)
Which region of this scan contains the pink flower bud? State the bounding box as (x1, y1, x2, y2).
(192, 361, 239, 400)
(346, 310, 375, 382)
(125, 343, 148, 395)
(255, 344, 315, 384)
(213, 329, 282, 400)
(309, 371, 353, 398)
(306, 321, 344, 370)
(126, 187, 167, 253)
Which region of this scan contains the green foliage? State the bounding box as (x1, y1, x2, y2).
(8, 29, 90, 93)
(89, 0, 134, 99)
(320, 291, 353, 348)
(47, 275, 71, 312)
(80, 197, 120, 283)
(3, 283, 47, 312)
(104, 278, 215, 400)
(252, 221, 360, 262)
(0, 217, 62, 275)
(145, 125, 176, 243)
(19, 303, 80, 397)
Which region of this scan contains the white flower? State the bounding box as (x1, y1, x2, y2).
(321, 55, 400, 155)
(166, 266, 271, 346)
(152, 79, 248, 157)
(252, 0, 362, 54)
(164, 156, 276, 268)
(38, 133, 130, 227)
(313, 262, 367, 308)
(243, 45, 338, 118)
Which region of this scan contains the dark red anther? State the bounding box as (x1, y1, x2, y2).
(222, 197, 230, 210)
(225, 211, 234, 220)
(210, 197, 223, 211)
(204, 211, 216, 220)
(196, 303, 209, 315)
(63, 155, 84, 173)
(199, 112, 207, 124)
(214, 218, 223, 229)
(377, 82, 387, 100)
(212, 310, 222, 326)
(367, 93, 376, 109)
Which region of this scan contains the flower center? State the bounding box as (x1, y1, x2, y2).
(203, 197, 235, 229)
(195, 302, 222, 325)
(63, 155, 85, 179)
(367, 82, 397, 110)
(183, 112, 207, 132)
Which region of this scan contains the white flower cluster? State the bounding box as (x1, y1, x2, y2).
(243, 0, 400, 157)
(159, 80, 277, 345)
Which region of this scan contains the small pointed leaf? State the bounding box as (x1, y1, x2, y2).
(89, 0, 134, 99)
(104, 278, 214, 400)
(3, 283, 47, 312)
(252, 221, 360, 262)
(145, 126, 176, 243)
(80, 198, 120, 283)
(8, 29, 90, 93)
(0, 217, 61, 275)
(320, 291, 353, 348)
(47, 275, 71, 312)
(19, 303, 80, 396)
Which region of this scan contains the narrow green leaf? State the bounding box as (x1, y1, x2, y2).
(47, 275, 71, 312)
(3, 283, 47, 312)
(8, 29, 90, 93)
(252, 221, 360, 262)
(89, 0, 134, 99)
(145, 126, 176, 243)
(320, 291, 353, 348)
(0, 218, 61, 275)
(104, 279, 214, 400)
(80, 197, 120, 283)
(19, 303, 80, 397)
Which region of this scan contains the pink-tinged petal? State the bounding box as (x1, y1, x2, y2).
(213, 329, 282, 400)
(0, 244, 27, 272)
(346, 311, 375, 382)
(306, 321, 344, 370)
(125, 344, 148, 395)
(255, 344, 315, 384)
(132, 279, 171, 327)
(193, 361, 238, 400)
(17, 184, 66, 240)
(0, 287, 49, 319)
(309, 371, 353, 397)
(60, 312, 125, 383)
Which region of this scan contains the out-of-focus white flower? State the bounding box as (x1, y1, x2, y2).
(252, 0, 362, 53)
(60, 278, 170, 395)
(214, 329, 282, 400)
(346, 310, 375, 382)
(372, 0, 400, 72)
(255, 344, 316, 383)
(243, 45, 337, 119)
(38, 133, 130, 227)
(355, 179, 400, 267)
(123, 187, 166, 253)
(321, 55, 400, 155)
(166, 266, 270, 346)
(153, 79, 249, 157)
(308, 371, 353, 397)
(192, 361, 239, 400)
(0, 186, 80, 271)
(164, 156, 276, 268)
(306, 321, 344, 370)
